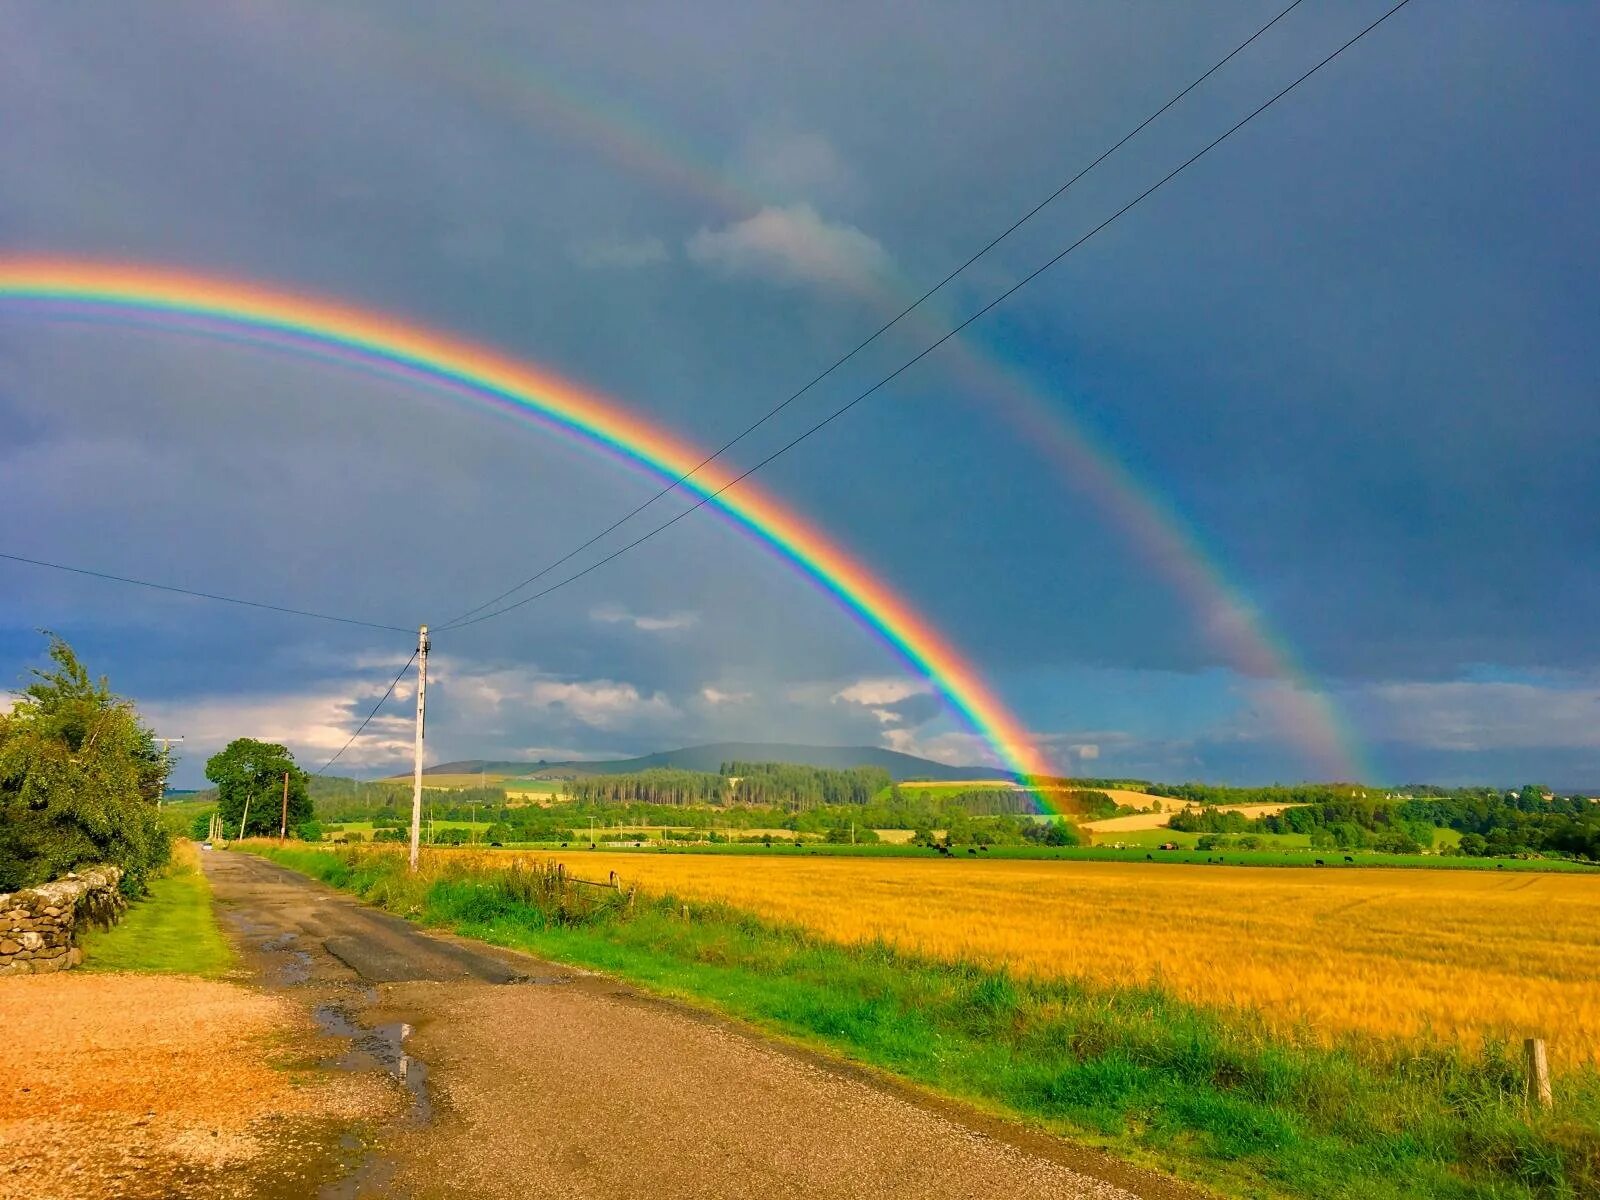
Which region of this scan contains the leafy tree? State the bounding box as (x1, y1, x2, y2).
(0, 635, 171, 891)
(486, 822, 512, 844)
(297, 821, 323, 842)
(205, 738, 311, 838)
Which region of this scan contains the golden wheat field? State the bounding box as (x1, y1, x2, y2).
(536, 851, 1600, 1069)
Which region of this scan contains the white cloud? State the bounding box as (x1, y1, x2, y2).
(139, 688, 414, 773)
(833, 676, 932, 707)
(590, 603, 698, 633)
(701, 686, 752, 706)
(1360, 680, 1600, 751)
(434, 660, 678, 732)
(569, 234, 669, 269)
(687, 204, 890, 293)
(880, 728, 999, 768)
(831, 675, 936, 728)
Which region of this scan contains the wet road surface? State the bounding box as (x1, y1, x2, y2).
(204, 851, 1193, 1200)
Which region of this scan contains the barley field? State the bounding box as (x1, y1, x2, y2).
(540, 851, 1600, 1068)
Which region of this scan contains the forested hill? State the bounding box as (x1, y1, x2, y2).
(423, 743, 1008, 783)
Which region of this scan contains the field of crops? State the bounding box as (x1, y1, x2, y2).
(538, 850, 1600, 1068)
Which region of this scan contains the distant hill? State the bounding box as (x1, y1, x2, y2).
(418, 742, 1010, 784)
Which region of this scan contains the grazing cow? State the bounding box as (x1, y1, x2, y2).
(1344, 855, 1354, 863)
(1314, 859, 1325, 867)
(1145, 853, 1154, 861)
(967, 848, 977, 855)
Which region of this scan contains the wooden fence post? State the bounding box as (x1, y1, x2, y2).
(1525, 1038, 1552, 1111)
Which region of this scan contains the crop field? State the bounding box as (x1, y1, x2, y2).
(535, 850, 1600, 1069)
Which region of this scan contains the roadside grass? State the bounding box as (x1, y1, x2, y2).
(80, 843, 234, 976)
(253, 844, 1600, 1200)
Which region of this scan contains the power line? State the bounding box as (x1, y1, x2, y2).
(441, 0, 1417, 633)
(436, 0, 1310, 629)
(315, 650, 419, 775)
(0, 550, 412, 633)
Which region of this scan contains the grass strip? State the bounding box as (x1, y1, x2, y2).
(81, 844, 234, 976)
(253, 844, 1599, 1200)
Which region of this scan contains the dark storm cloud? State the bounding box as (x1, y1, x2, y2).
(3, 1, 1596, 784)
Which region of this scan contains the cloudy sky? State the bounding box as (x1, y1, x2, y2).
(2, 1, 1595, 788)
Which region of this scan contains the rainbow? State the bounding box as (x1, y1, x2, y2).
(280, 4, 1368, 781)
(0, 257, 1057, 786)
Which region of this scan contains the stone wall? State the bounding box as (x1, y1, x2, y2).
(0, 865, 125, 976)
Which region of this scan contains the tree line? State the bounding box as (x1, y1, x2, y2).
(1166, 785, 1600, 860)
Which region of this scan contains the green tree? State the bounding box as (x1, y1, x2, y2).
(0, 635, 171, 891)
(205, 738, 311, 838)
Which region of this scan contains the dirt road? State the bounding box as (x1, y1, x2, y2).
(204, 851, 1190, 1200)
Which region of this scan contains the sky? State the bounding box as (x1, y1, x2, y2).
(2, 1, 1596, 789)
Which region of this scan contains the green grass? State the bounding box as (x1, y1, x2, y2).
(157, 798, 213, 838)
(80, 850, 234, 976)
(252, 844, 1600, 1200)
(482, 838, 1595, 872)
(1094, 828, 1314, 850)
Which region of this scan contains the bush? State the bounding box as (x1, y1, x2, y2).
(298, 821, 323, 842)
(0, 636, 171, 892)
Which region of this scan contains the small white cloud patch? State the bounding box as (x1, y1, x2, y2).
(687, 204, 890, 293)
(590, 603, 698, 632)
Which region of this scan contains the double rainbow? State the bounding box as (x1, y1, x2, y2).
(0, 258, 1054, 784)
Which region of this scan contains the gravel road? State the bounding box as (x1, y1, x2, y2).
(205, 851, 1194, 1200)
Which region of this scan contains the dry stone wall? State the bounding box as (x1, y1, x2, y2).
(0, 866, 125, 975)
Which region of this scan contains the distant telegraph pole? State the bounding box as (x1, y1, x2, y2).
(408, 625, 430, 872)
(153, 735, 184, 807)
(278, 771, 290, 845)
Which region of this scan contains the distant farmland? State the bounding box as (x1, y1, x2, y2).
(536, 850, 1600, 1069)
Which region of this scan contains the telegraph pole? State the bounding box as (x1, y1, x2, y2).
(153, 735, 184, 807)
(408, 625, 430, 872)
(278, 771, 290, 845)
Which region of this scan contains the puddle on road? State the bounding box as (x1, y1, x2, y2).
(314, 1003, 433, 1126)
(221, 909, 315, 986)
(310, 1002, 434, 1199)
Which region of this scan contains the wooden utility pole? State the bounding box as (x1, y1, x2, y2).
(408, 625, 430, 873)
(238, 789, 253, 842)
(153, 736, 184, 808)
(278, 771, 290, 845)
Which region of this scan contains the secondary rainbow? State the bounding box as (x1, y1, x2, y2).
(315, 5, 1370, 780)
(0, 257, 1056, 785)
